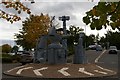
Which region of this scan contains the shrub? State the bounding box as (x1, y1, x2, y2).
(2, 54, 21, 63)
(2, 44, 12, 53)
(11, 55, 21, 62)
(2, 53, 12, 58)
(2, 54, 12, 63)
(2, 57, 12, 63)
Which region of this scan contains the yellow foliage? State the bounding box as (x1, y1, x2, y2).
(16, 14, 51, 49)
(92, 8, 96, 16)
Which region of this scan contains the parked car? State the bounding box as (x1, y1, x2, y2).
(8, 52, 15, 56)
(109, 46, 118, 54)
(96, 45, 102, 51)
(88, 45, 96, 50)
(17, 51, 23, 55)
(20, 51, 34, 65)
(88, 45, 102, 51)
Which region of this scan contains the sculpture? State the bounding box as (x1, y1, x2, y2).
(34, 16, 86, 64)
(34, 16, 66, 64)
(73, 32, 87, 64)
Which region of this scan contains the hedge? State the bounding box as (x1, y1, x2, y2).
(2, 54, 21, 63)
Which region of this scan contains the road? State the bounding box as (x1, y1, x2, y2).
(86, 50, 118, 71)
(1, 50, 119, 79)
(86, 50, 119, 78)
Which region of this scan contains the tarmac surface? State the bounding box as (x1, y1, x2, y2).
(4, 63, 116, 78)
(2, 50, 119, 79)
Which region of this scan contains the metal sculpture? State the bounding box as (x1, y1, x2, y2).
(73, 32, 87, 64)
(34, 16, 86, 64)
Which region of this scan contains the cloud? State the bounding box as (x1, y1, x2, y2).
(29, 2, 97, 27)
(0, 2, 99, 40)
(27, 0, 100, 2)
(0, 19, 22, 40)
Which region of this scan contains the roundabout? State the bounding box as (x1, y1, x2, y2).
(4, 63, 116, 78)
(3, 16, 117, 78)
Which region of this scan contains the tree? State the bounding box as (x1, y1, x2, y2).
(83, 34, 95, 48)
(68, 25, 84, 44)
(2, 44, 12, 53)
(83, 1, 120, 30)
(11, 45, 19, 53)
(67, 25, 84, 55)
(0, 0, 33, 23)
(15, 14, 50, 50)
(105, 31, 120, 49)
(99, 30, 120, 49)
(99, 36, 106, 48)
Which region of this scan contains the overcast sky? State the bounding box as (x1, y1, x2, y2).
(0, 0, 113, 40)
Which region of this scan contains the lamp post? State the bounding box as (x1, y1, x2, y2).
(59, 16, 70, 55)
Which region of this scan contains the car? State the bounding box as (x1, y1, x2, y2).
(109, 46, 118, 54)
(88, 45, 96, 50)
(20, 51, 34, 65)
(88, 45, 102, 51)
(8, 52, 15, 56)
(96, 45, 102, 51)
(17, 51, 24, 55)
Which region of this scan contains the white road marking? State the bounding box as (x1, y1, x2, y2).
(79, 68, 94, 76)
(96, 65, 116, 73)
(58, 67, 71, 76)
(7, 65, 25, 72)
(33, 67, 48, 76)
(16, 67, 33, 75)
(95, 50, 106, 63)
(94, 70, 107, 74)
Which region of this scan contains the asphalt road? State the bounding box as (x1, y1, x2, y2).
(1, 50, 119, 79)
(86, 50, 119, 78)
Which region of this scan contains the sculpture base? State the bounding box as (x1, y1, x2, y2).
(4, 63, 116, 78)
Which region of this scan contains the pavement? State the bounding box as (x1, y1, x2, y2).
(2, 50, 119, 79)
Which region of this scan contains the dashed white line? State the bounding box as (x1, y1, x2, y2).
(79, 68, 94, 76)
(33, 67, 48, 76)
(16, 67, 33, 75)
(95, 50, 106, 63)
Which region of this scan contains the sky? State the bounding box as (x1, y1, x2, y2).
(0, 0, 116, 40)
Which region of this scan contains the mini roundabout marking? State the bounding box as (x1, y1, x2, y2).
(4, 63, 116, 78)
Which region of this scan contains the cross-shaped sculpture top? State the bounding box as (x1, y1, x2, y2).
(59, 16, 70, 21)
(59, 16, 70, 35)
